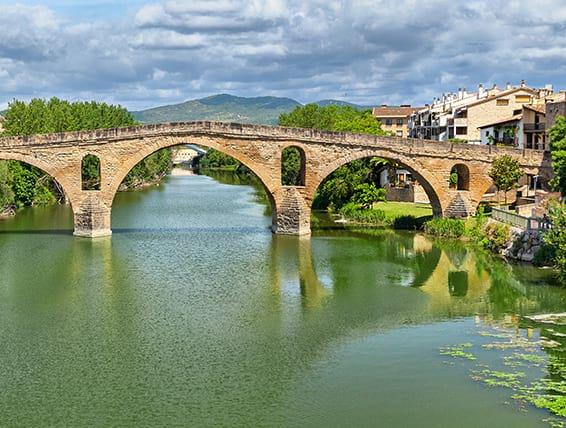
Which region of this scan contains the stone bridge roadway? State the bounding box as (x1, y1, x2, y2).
(0, 121, 552, 237)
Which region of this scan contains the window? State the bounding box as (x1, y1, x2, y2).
(456, 126, 467, 135)
(385, 119, 393, 126)
(496, 99, 509, 106)
(396, 118, 404, 126)
(515, 95, 531, 103)
(513, 109, 522, 116)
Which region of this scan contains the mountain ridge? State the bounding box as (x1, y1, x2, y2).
(131, 94, 371, 125)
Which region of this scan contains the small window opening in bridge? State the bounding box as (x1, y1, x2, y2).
(82, 154, 101, 190)
(281, 146, 306, 186)
(449, 164, 470, 191)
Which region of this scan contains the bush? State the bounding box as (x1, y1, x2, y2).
(424, 218, 466, 238)
(542, 202, 566, 282)
(481, 222, 510, 252)
(339, 202, 387, 224)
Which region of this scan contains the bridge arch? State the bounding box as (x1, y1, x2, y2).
(281, 145, 306, 186)
(99, 135, 281, 235)
(308, 149, 444, 217)
(0, 152, 79, 209)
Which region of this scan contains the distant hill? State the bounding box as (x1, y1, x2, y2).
(132, 94, 301, 125)
(131, 94, 372, 125)
(314, 99, 369, 110)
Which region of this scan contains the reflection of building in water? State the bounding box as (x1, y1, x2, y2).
(418, 249, 491, 315)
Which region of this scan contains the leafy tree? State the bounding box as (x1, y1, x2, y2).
(488, 155, 524, 205)
(548, 115, 566, 195)
(0, 161, 14, 211)
(543, 202, 566, 284)
(352, 183, 387, 209)
(0, 97, 172, 212)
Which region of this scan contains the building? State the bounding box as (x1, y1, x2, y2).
(478, 91, 565, 150)
(409, 81, 555, 144)
(372, 105, 420, 138)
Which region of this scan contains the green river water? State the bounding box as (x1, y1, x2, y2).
(0, 172, 565, 427)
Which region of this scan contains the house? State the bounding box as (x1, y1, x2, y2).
(409, 81, 555, 144)
(372, 105, 420, 138)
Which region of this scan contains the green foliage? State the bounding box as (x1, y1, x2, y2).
(543, 202, 566, 283)
(81, 155, 101, 190)
(279, 104, 386, 136)
(339, 202, 387, 224)
(548, 115, 566, 195)
(199, 149, 239, 169)
(122, 149, 173, 189)
(281, 147, 303, 186)
(0, 97, 172, 212)
(424, 218, 466, 238)
(0, 161, 14, 210)
(482, 222, 511, 252)
(488, 155, 524, 204)
(449, 172, 459, 187)
(392, 215, 424, 230)
(351, 183, 386, 209)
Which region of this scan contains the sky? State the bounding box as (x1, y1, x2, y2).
(0, 0, 565, 111)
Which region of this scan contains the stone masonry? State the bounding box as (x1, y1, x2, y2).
(0, 121, 552, 237)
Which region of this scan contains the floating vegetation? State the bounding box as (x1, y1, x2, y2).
(504, 353, 547, 367)
(471, 369, 525, 388)
(442, 318, 566, 426)
(439, 343, 476, 361)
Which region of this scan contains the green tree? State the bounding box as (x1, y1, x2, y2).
(0, 97, 172, 212)
(488, 155, 524, 205)
(548, 115, 566, 195)
(352, 183, 387, 209)
(543, 202, 566, 284)
(0, 161, 14, 212)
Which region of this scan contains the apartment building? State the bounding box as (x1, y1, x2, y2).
(372, 105, 420, 138)
(478, 91, 565, 149)
(409, 81, 555, 144)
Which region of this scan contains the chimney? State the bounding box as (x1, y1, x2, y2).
(506, 82, 512, 90)
(478, 83, 485, 98)
(520, 79, 526, 87)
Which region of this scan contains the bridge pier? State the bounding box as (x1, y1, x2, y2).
(272, 187, 311, 236)
(73, 195, 112, 238)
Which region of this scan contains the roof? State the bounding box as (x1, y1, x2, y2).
(372, 106, 421, 117)
(465, 87, 538, 109)
(523, 104, 545, 114)
(478, 114, 522, 129)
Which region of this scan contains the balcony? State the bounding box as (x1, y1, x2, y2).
(524, 123, 545, 132)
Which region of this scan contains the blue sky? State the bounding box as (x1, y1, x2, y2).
(0, 0, 565, 110)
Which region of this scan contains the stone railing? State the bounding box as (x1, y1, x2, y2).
(491, 207, 552, 231)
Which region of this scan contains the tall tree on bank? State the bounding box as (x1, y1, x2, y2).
(279, 104, 387, 209)
(0, 98, 172, 213)
(488, 155, 524, 205)
(549, 115, 566, 196)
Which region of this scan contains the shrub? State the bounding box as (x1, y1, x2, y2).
(542, 202, 566, 282)
(339, 202, 387, 224)
(424, 218, 466, 238)
(482, 222, 511, 252)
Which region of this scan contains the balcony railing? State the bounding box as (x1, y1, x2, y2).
(524, 123, 545, 132)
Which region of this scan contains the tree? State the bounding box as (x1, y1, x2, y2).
(543, 202, 566, 284)
(352, 183, 387, 209)
(548, 115, 566, 195)
(488, 155, 524, 205)
(0, 98, 172, 212)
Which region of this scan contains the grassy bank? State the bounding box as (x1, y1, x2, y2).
(336, 201, 433, 230)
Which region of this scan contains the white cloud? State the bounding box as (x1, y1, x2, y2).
(0, 0, 565, 110)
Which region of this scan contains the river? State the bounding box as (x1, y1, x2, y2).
(0, 171, 564, 427)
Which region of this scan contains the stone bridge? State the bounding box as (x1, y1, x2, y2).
(0, 121, 552, 237)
